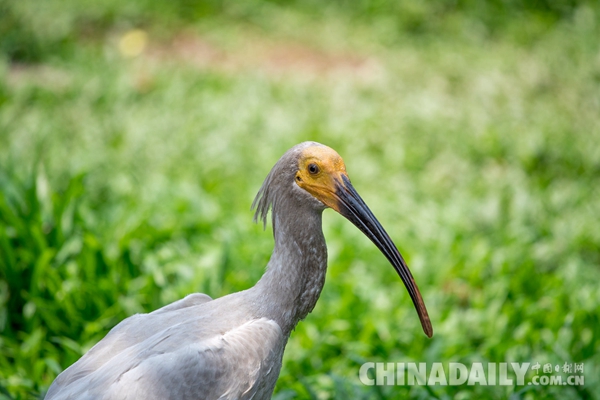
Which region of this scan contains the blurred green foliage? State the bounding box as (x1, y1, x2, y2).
(1, 0, 599, 399)
(0, 0, 594, 63)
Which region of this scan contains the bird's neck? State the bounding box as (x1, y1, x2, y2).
(252, 209, 327, 336)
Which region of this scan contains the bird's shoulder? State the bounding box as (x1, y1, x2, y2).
(151, 292, 213, 314)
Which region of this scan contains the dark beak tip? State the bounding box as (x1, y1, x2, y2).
(424, 324, 433, 338)
(418, 310, 433, 338)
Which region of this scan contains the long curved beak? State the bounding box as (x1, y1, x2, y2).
(334, 175, 432, 337)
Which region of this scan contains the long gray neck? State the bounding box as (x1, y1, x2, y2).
(251, 206, 328, 336)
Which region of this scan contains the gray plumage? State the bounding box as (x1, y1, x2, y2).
(45, 141, 432, 400)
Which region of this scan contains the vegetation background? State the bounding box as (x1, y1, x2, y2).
(1, 0, 599, 398)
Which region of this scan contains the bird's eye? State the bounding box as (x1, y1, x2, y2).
(308, 163, 319, 174)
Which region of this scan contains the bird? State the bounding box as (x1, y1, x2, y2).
(45, 141, 432, 400)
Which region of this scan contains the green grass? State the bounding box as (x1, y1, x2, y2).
(1, 1, 599, 399)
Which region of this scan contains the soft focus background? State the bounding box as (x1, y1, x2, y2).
(1, 0, 599, 399)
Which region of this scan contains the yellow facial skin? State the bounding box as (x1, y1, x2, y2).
(295, 146, 348, 212)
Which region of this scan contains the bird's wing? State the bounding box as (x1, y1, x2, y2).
(104, 317, 285, 400)
(47, 316, 284, 400)
(46, 293, 285, 400)
(46, 293, 213, 399)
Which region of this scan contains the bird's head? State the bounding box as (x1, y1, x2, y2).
(254, 142, 432, 338)
(294, 145, 348, 211)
